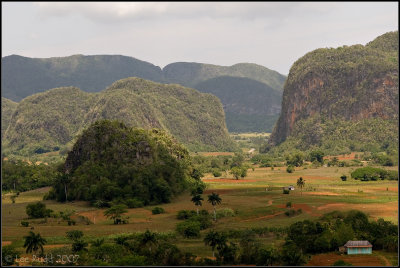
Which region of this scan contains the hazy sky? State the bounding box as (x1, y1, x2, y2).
(2, 2, 398, 75)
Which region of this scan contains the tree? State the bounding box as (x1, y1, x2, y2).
(191, 194, 203, 215)
(23, 231, 47, 255)
(26, 202, 52, 219)
(309, 150, 325, 164)
(281, 241, 307, 266)
(297, 177, 305, 195)
(207, 192, 222, 221)
(204, 230, 226, 258)
(66, 230, 84, 241)
(104, 204, 128, 224)
(230, 165, 248, 180)
(138, 230, 158, 253)
(57, 173, 70, 202)
(2, 245, 20, 266)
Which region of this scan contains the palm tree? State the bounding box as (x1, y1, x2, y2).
(207, 192, 222, 221)
(139, 230, 158, 253)
(204, 230, 219, 258)
(23, 231, 47, 255)
(191, 194, 203, 215)
(57, 174, 70, 202)
(297, 177, 305, 196)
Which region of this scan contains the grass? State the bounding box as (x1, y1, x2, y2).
(2, 163, 398, 258)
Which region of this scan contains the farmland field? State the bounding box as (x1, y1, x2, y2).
(2, 163, 398, 265)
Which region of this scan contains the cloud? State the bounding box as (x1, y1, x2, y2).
(34, 2, 338, 23)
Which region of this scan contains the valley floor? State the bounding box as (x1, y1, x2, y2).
(2, 164, 398, 266)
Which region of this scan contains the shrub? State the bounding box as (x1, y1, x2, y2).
(2, 245, 20, 266)
(286, 202, 292, 208)
(212, 169, 222, 177)
(176, 221, 201, 238)
(216, 208, 235, 219)
(286, 165, 295, 173)
(26, 202, 52, 218)
(283, 189, 290, 194)
(21, 221, 29, 227)
(284, 209, 296, 217)
(125, 198, 144, 208)
(340, 175, 347, 181)
(333, 260, 353, 266)
(152, 207, 165, 215)
(177, 210, 197, 220)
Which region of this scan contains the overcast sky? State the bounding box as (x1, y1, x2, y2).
(2, 2, 398, 75)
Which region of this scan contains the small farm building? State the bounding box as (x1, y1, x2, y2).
(283, 185, 295, 191)
(343, 240, 372, 254)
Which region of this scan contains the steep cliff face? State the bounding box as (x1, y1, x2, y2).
(269, 31, 399, 147)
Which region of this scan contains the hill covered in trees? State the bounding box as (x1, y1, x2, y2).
(1, 97, 17, 137)
(267, 31, 398, 155)
(2, 77, 236, 160)
(49, 120, 194, 205)
(2, 55, 286, 132)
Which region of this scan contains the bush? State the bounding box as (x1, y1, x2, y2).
(216, 208, 235, 219)
(333, 260, 353, 266)
(152, 207, 165, 215)
(286, 165, 295, 173)
(351, 167, 398, 181)
(284, 209, 296, 217)
(125, 198, 144, 208)
(21, 221, 29, 227)
(286, 202, 292, 208)
(176, 221, 201, 238)
(26, 202, 52, 218)
(2, 245, 20, 266)
(212, 169, 222, 177)
(177, 210, 197, 220)
(283, 189, 290, 194)
(340, 175, 347, 181)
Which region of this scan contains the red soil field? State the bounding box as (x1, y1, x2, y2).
(306, 252, 387, 266)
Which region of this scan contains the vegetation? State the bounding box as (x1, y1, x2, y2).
(1, 97, 17, 137)
(208, 192, 222, 221)
(23, 231, 47, 255)
(26, 202, 53, 219)
(268, 31, 398, 155)
(48, 120, 195, 207)
(2, 158, 59, 192)
(195, 76, 282, 132)
(350, 167, 398, 181)
(2, 77, 236, 161)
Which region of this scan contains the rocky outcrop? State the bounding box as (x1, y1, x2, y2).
(269, 31, 399, 146)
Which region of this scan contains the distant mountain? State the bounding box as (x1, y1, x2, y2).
(3, 77, 236, 158)
(1, 54, 165, 101)
(195, 76, 282, 132)
(2, 55, 286, 132)
(267, 31, 399, 154)
(163, 62, 286, 92)
(1, 97, 17, 137)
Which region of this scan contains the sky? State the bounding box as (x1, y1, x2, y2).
(2, 2, 398, 75)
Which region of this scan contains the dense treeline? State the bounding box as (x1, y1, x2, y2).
(285, 210, 398, 257)
(47, 120, 195, 206)
(1, 159, 58, 192)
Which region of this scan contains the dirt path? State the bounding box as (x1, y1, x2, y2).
(241, 211, 285, 222)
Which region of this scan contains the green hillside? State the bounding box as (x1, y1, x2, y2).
(267, 31, 399, 155)
(2, 78, 236, 161)
(1, 54, 165, 101)
(195, 76, 282, 132)
(1, 97, 18, 137)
